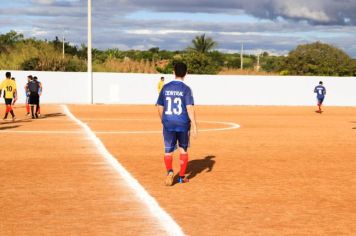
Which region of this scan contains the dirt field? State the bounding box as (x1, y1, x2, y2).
(1, 105, 356, 235)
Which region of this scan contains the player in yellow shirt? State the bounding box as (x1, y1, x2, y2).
(157, 76, 165, 93)
(0, 72, 17, 121)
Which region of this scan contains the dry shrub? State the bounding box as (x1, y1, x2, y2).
(219, 68, 277, 75)
(94, 58, 157, 73)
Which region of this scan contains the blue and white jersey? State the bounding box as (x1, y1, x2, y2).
(314, 85, 326, 98)
(156, 80, 194, 132)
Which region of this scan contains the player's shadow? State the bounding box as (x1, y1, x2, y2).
(0, 125, 21, 130)
(41, 113, 65, 119)
(186, 155, 216, 179)
(173, 155, 216, 184)
(0, 119, 32, 125)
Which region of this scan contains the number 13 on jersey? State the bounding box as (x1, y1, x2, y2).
(165, 97, 182, 115)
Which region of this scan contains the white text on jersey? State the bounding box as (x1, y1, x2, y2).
(165, 91, 183, 96)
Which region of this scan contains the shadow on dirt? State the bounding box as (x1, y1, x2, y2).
(0, 119, 32, 125)
(173, 155, 216, 185)
(40, 113, 65, 119)
(0, 125, 21, 130)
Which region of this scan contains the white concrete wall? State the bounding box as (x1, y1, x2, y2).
(1, 70, 355, 106)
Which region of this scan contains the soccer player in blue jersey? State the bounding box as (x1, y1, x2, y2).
(156, 62, 197, 186)
(314, 81, 326, 113)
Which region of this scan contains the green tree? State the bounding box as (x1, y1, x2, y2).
(350, 59, 356, 76)
(0, 31, 24, 53)
(158, 52, 221, 74)
(260, 55, 284, 72)
(188, 34, 217, 53)
(282, 42, 353, 76)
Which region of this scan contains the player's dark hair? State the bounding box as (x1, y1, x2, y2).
(11, 77, 15, 81)
(161, 76, 164, 80)
(5, 72, 11, 78)
(27, 75, 33, 79)
(174, 62, 187, 78)
(34, 76, 38, 80)
(319, 81, 323, 85)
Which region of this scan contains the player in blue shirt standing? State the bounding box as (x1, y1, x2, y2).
(314, 81, 326, 113)
(156, 62, 197, 186)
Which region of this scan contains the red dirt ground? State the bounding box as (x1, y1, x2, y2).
(69, 105, 356, 236)
(1, 104, 356, 235)
(0, 105, 166, 236)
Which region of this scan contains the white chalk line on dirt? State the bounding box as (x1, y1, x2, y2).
(0, 120, 240, 135)
(61, 105, 185, 236)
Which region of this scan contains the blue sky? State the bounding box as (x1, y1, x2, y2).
(0, 0, 355, 57)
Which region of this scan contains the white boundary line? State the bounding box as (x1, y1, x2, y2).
(61, 105, 185, 236)
(0, 120, 240, 135)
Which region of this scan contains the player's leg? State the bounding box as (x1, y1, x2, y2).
(30, 105, 35, 118)
(319, 97, 324, 112)
(29, 93, 36, 119)
(26, 96, 30, 116)
(317, 98, 323, 113)
(35, 95, 40, 118)
(8, 99, 15, 120)
(3, 99, 12, 120)
(177, 131, 190, 183)
(36, 95, 41, 116)
(3, 99, 9, 120)
(163, 128, 177, 186)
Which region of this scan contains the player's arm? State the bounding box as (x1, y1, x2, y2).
(25, 83, 29, 96)
(38, 82, 42, 96)
(12, 89, 17, 105)
(187, 105, 197, 138)
(0, 81, 4, 94)
(156, 89, 164, 121)
(157, 105, 164, 120)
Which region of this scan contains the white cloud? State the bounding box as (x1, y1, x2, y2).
(126, 29, 209, 35)
(1, 0, 356, 56)
(276, 1, 330, 22)
(32, 0, 55, 4)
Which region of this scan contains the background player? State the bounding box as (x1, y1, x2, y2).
(33, 76, 42, 117)
(314, 81, 326, 113)
(26, 76, 42, 119)
(157, 76, 165, 93)
(11, 77, 17, 106)
(0, 72, 17, 121)
(156, 62, 197, 186)
(25, 75, 33, 116)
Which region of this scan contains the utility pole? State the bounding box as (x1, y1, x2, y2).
(88, 0, 93, 104)
(256, 52, 260, 71)
(240, 43, 244, 70)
